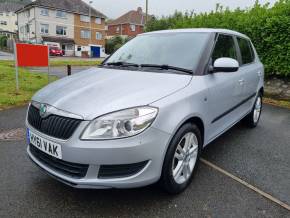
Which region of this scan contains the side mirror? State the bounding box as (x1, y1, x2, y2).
(211, 57, 239, 73)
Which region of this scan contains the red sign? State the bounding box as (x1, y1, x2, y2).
(16, 43, 49, 67)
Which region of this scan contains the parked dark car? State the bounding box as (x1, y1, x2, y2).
(49, 47, 63, 56)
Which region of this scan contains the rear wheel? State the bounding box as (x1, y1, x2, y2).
(160, 123, 202, 194)
(244, 93, 262, 128)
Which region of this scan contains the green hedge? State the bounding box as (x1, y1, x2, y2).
(146, 0, 290, 77)
(105, 36, 130, 54)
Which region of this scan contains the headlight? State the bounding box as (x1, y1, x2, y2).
(81, 106, 158, 140)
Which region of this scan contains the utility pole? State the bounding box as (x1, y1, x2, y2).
(145, 0, 148, 25)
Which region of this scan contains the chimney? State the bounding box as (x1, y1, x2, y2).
(137, 7, 142, 14)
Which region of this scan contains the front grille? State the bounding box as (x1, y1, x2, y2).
(98, 161, 149, 179)
(29, 144, 89, 179)
(27, 105, 81, 140)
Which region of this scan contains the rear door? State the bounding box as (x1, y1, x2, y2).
(236, 37, 261, 111)
(206, 34, 245, 141)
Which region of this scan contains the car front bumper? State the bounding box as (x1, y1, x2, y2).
(26, 121, 172, 189)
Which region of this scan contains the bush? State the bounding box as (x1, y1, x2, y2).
(105, 36, 129, 54)
(0, 35, 7, 49)
(146, 0, 290, 77)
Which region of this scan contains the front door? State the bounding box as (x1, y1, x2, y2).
(206, 34, 245, 141)
(91, 46, 101, 58)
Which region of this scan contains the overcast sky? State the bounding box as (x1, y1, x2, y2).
(85, 0, 277, 19)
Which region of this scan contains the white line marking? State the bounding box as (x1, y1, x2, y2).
(201, 158, 290, 212)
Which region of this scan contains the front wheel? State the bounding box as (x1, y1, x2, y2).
(160, 123, 202, 194)
(243, 93, 262, 128)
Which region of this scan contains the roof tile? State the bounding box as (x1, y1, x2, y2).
(108, 7, 152, 26)
(16, 0, 106, 18)
(0, 2, 23, 12)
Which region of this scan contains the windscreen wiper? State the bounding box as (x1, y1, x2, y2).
(105, 61, 139, 67)
(140, 64, 193, 75)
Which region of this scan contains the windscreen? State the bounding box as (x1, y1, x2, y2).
(106, 32, 211, 71)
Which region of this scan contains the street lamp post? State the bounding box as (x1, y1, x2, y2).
(145, 0, 148, 24)
(89, 1, 93, 56)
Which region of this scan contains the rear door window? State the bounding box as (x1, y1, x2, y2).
(212, 34, 238, 63)
(237, 37, 255, 65)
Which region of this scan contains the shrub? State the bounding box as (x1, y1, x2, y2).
(105, 36, 130, 54)
(0, 35, 7, 49)
(146, 0, 290, 77)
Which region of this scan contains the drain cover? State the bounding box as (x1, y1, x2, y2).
(0, 128, 25, 141)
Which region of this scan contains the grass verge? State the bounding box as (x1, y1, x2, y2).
(49, 59, 102, 66)
(0, 63, 57, 110)
(0, 59, 102, 67)
(264, 97, 290, 110)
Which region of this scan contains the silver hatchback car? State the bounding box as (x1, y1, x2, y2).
(26, 29, 264, 194)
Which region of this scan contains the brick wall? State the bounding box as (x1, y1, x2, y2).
(107, 24, 144, 37)
(74, 14, 106, 46)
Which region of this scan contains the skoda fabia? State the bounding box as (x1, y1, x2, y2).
(26, 29, 264, 194)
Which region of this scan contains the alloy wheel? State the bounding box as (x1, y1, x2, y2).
(172, 132, 198, 184)
(253, 96, 262, 123)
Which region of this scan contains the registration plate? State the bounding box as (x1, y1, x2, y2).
(27, 128, 62, 159)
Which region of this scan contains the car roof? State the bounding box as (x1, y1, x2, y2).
(141, 28, 250, 39)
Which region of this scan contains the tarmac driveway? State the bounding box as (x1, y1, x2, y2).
(0, 104, 289, 217)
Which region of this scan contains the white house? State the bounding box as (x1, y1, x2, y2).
(17, 6, 75, 56)
(0, 2, 22, 38)
(16, 0, 107, 57)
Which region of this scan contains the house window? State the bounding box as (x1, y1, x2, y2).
(66, 44, 74, 50)
(56, 10, 66, 18)
(96, 32, 102, 40)
(77, 46, 81, 51)
(0, 12, 3, 16)
(116, 26, 120, 33)
(40, 8, 49, 16)
(130, 24, 136, 32)
(40, 24, 49, 34)
(0, 21, 7, 25)
(80, 15, 90, 22)
(56, 26, 67, 36)
(95, 17, 101, 24)
(80, 30, 91, 39)
(20, 26, 24, 33)
(25, 24, 30, 33)
(25, 10, 30, 17)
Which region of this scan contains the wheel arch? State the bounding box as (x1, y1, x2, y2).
(169, 116, 205, 148)
(185, 116, 205, 146)
(159, 115, 205, 186)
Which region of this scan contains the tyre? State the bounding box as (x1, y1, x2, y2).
(160, 123, 202, 194)
(243, 93, 262, 128)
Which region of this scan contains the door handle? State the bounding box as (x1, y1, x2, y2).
(257, 71, 262, 77)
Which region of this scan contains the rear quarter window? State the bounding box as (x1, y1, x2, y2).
(237, 37, 255, 65)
